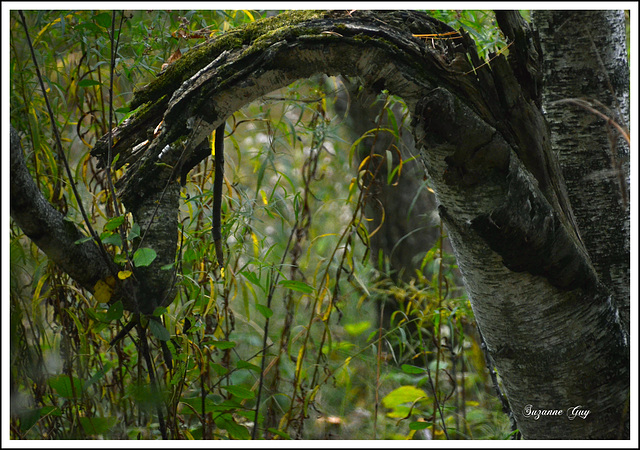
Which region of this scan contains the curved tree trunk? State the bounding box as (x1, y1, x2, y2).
(11, 10, 630, 439)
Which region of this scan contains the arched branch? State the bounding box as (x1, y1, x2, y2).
(82, 10, 631, 438)
(92, 10, 471, 209)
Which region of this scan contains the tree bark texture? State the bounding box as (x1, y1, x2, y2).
(13, 10, 630, 439)
(532, 10, 630, 334)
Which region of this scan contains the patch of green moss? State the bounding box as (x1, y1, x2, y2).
(130, 31, 243, 109)
(131, 94, 167, 121)
(130, 10, 328, 110)
(241, 10, 326, 41)
(333, 23, 349, 32)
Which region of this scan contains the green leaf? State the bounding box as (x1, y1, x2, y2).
(48, 374, 84, 399)
(278, 279, 314, 294)
(18, 405, 62, 432)
(39, 405, 62, 418)
(255, 304, 273, 319)
(84, 362, 113, 390)
(183, 247, 197, 263)
(152, 306, 167, 317)
(401, 364, 425, 375)
(344, 321, 371, 336)
(386, 107, 399, 136)
(267, 428, 291, 439)
(86, 307, 105, 323)
(74, 235, 94, 245)
(211, 363, 228, 376)
(382, 386, 428, 410)
(209, 340, 236, 350)
(180, 396, 220, 415)
(132, 247, 157, 267)
(221, 384, 254, 400)
(79, 416, 117, 436)
(215, 414, 250, 440)
(104, 300, 123, 322)
(100, 232, 122, 247)
(19, 408, 41, 432)
(78, 79, 101, 88)
(104, 215, 125, 231)
(433, 309, 441, 328)
(409, 420, 431, 431)
(148, 319, 170, 341)
(113, 254, 127, 265)
(236, 360, 261, 373)
(128, 223, 141, 241)
(93, 12, 112, 29)
(366, 330, 379, 343)
(241, 270, 264, 291)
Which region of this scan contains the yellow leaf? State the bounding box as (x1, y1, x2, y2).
(322, 303, 333, 321)
(117, 270, 132, 280)
(93, 279, 114, 303)
(242, 10, 255, 21)
(33, 13, 77, 47)
(183, 428, 195, 440)
(202, 278, 216, 316)
(251, 232, 260, 258)
(358, 155, 371, 171)
(295, 346, 305, 377)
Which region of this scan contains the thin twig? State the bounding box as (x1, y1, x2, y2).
(551, 98, 630, 145)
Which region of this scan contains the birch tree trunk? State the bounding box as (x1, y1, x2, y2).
(532, 10, 630, 333)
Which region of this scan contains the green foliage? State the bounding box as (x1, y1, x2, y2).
(9, 9, 511, 440)
(428, 10, 507, 59)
